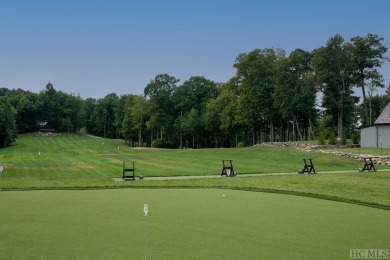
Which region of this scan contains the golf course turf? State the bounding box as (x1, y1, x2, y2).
(1, 189, 389, 259)
(0, 134, 389, 259)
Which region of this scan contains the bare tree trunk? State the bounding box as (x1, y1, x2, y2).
(360, 75, 369, 125)
(309, 120, 315, 140)
(337, 111, 343, 139)
(179, 110, 183, 149)
(270, 121, 274, 142)
(280, 122, 283, 142)
(104, 116, 107, 138)
(138, 130, 142, 147)
(293, 115, 303, 140)
(296, 121, 303, 140)
(368, 91, 373, 125)
(179, 128, 182, 149)
(291, 120, 295, 141)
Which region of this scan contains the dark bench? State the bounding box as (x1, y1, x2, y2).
(122, 161, 135, 180)
(359, 158, 376, 172)
(298, 159, 316, 174)
(221, 160, 236, 177)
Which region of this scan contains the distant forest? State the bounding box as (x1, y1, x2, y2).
(1, 33, 389, 148)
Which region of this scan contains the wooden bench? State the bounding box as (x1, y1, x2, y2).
(298, 159, 316, 174)
(122, 161, 135, 180)
(221, 160, 236, 177)
(359, 158, 376, 172)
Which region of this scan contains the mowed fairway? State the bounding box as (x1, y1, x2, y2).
(1, 189, 389, 260)
(2, 133, 390, 191)
(1, 134, 390, 259)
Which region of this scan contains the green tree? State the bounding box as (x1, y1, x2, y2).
(360, 94, 390, 125)
(38, 83, 66, 130)
(215, 86, 239, 147)
(204, 98, 222, 147)
(385, 84, 390, 97)
(203, 80, 240, 147)
(119, 95, 150, 146)
(173, 76, 218, 113)
(350, 33, 388, 125)
(173, 76, 218, 148)
(14, 92, 40, 133)
(61, 94, 85, 133)
(84, 98, 97, 134)
(0, 96, 17, 147)
(120, 95, 136, 145)
(144, 73, 179, 141)
(274, 48, 317, 141)
(130, 95, 150, 147)
(234, 48, 284, 144)
(91, 93, 119, 138)
(312, 34, 357, 138)
(181, 108, 202, 148)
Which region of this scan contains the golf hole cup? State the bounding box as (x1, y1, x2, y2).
(144, 204, 148, 217)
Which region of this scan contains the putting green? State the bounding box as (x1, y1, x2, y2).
(0, 189, 389, 259)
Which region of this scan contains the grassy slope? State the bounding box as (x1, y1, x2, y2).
(1, 134, 390, 209)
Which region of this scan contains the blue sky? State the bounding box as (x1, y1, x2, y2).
(1, 0, 389, 99)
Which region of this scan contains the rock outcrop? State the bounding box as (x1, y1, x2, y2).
(256, 142, 390, 165)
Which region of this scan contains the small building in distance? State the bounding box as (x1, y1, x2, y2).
(360, 102, 390, 148)
(39, 122, 56, 133)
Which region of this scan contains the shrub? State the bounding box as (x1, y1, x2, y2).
(318, 134, 326, 145)
(237, 142, 245, 148)
(328, 132, 337, 145)
(341, 134, 347, 145)
(151, 139, 174, 148)
(352, 132, 360, 144)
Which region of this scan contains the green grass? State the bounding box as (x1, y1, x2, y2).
(2, 133, 386, 179)
(1, 134, 390, 259)
(1, 189, 389, 260)
(1, 133, 390, 209)
(118, 172, 390, 210)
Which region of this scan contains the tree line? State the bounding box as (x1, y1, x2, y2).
(0, 33, 389, 148)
